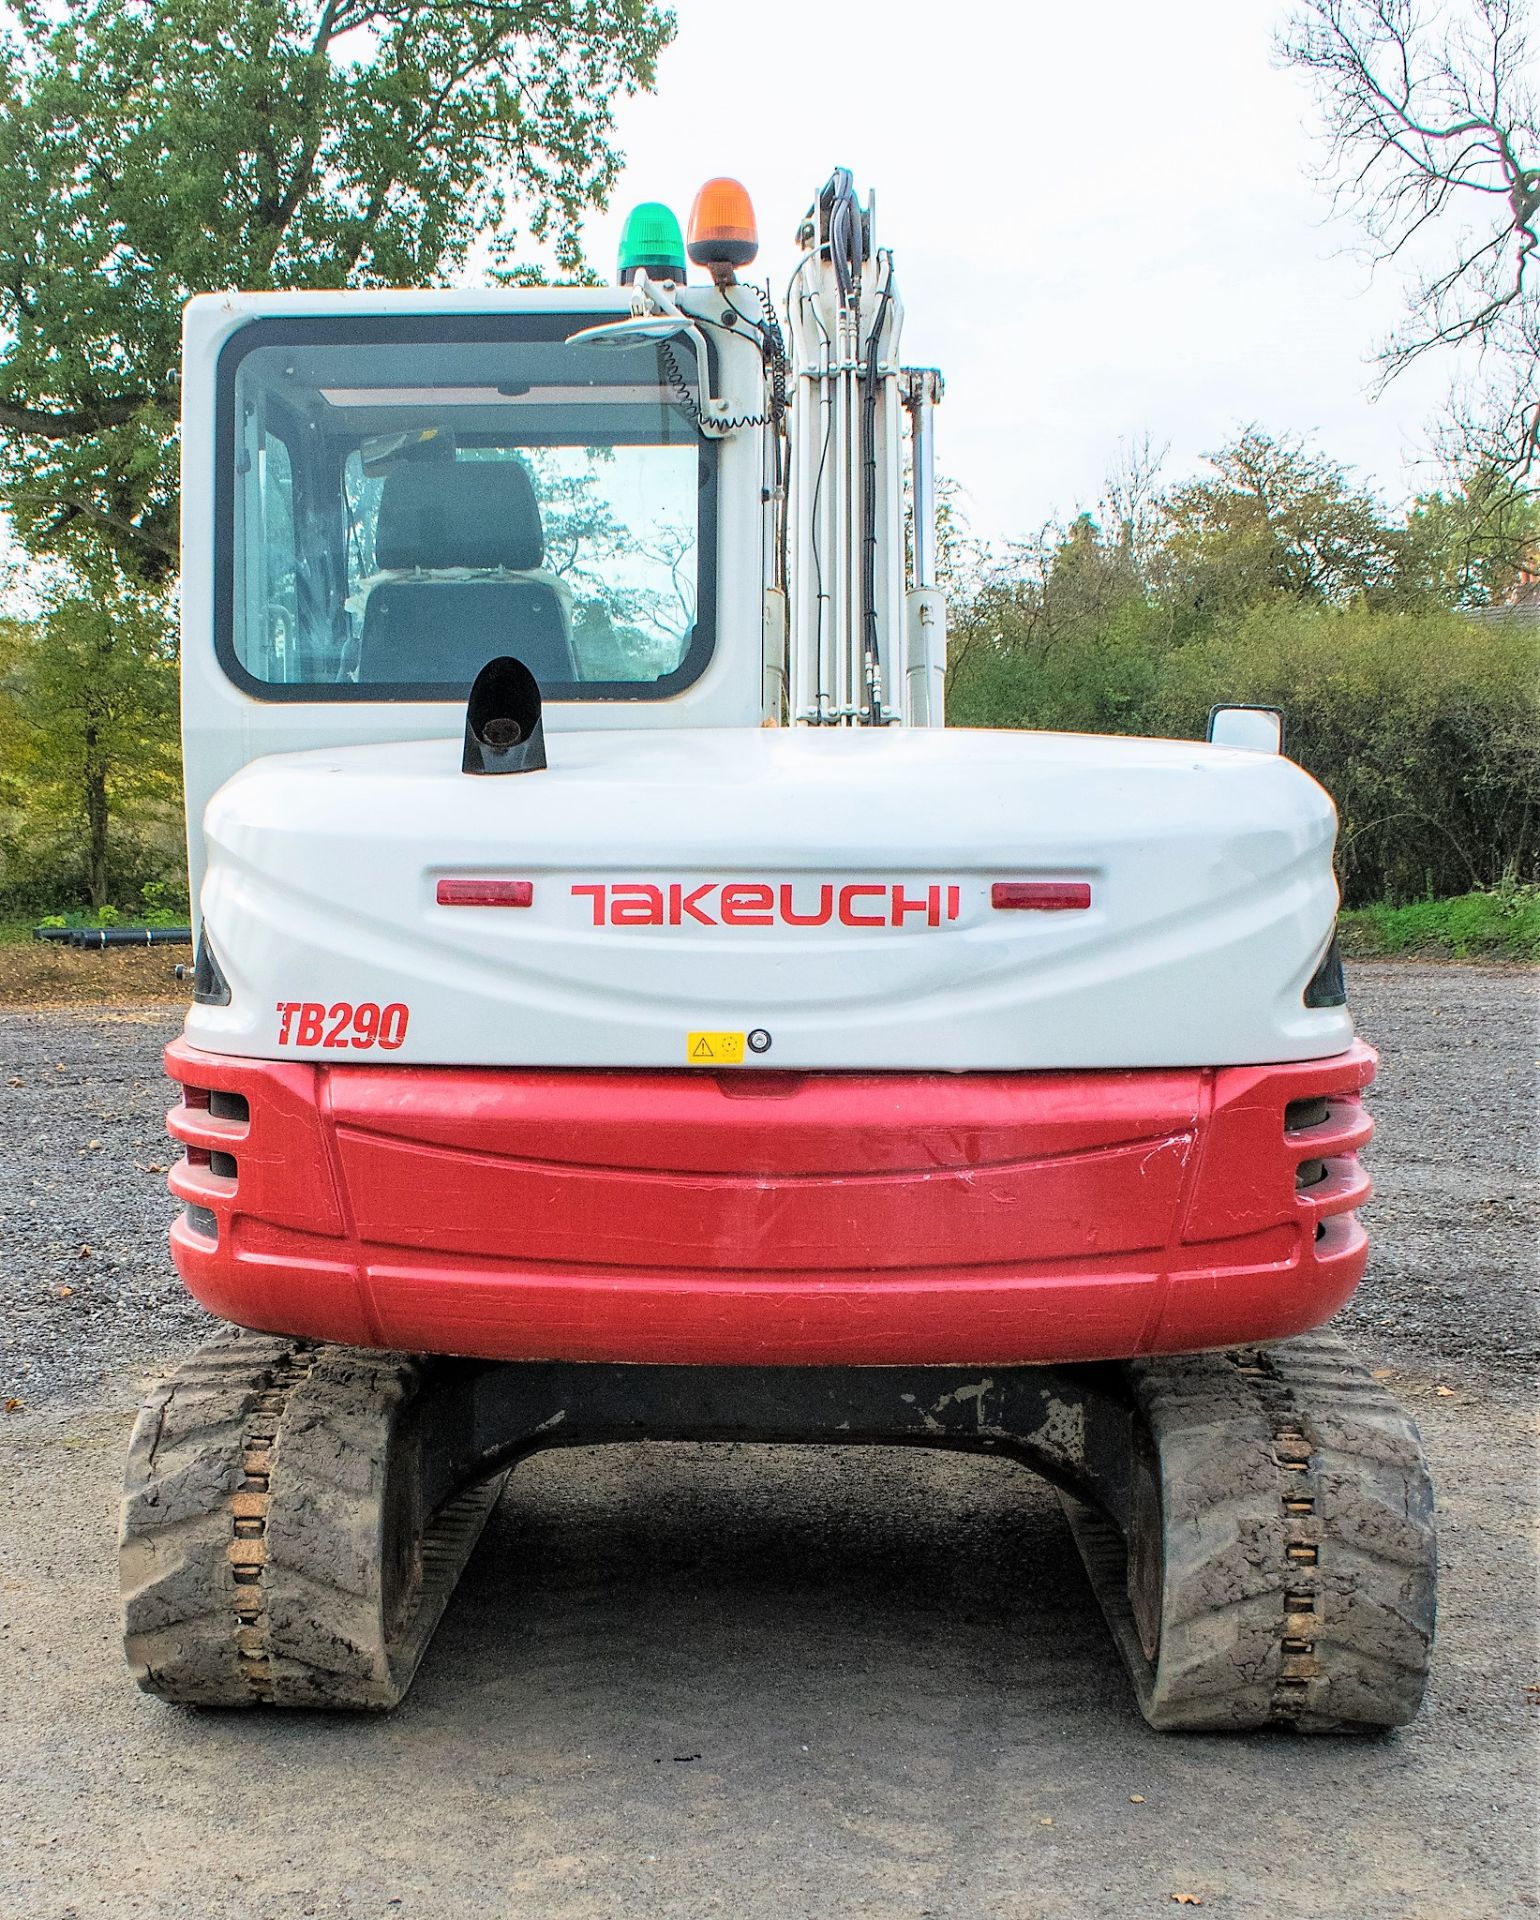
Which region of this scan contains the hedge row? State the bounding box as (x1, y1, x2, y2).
(947, 600, 1538, 906)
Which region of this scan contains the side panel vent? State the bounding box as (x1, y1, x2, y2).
(183, 1204, 219, 1243)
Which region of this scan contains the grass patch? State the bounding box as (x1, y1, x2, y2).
(1340, 886, 1540, 962)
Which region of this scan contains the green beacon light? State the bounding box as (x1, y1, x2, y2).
(618, 202, 686, 287)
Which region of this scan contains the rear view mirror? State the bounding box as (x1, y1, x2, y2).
(1207, 704, 1285, 754)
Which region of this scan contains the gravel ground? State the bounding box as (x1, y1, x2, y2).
(0, 961, 1535, 1919)
(0, 1006, 210, 1406)
(1338, 964, 1538, 1382)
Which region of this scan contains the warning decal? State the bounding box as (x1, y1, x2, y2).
(687, 1031, 746, 1065)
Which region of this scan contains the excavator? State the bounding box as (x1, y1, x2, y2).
(121, 172, 1435, 1730)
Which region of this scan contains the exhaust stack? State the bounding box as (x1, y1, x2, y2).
(463, 657, 547, 775)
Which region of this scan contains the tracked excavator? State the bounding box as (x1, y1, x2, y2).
(122, 172, 1436, 1729)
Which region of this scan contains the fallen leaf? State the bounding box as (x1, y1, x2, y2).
(1039, 1817, 1053, 1827)
(77, 1245, 92, 1259)
(7, 1076, 21, 1088)
(144, 1164, 166, 1175)
(1370, 1367, 1394, 1380)
(1435, 1385, 1455, 1397)
(1130, 1794, 1146, 1803)
(1171, 1899, 1204, 1909)
(56, 1286, 73, 1299)
(3, 1399, 22, 1414)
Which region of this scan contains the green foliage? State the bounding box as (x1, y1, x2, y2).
(952, 576, 1170, 737)
(1154, 430, 1404, 619)
(0, 812, 187, 919)
(0, 0, 672, 913)
(0, 0, 675, 576)
(1402, 468, 1540, 607)
(948, 431, 1540, 906)
(1154, 601, 1539, 904)
(0, 565, 183, 910)
(140, 877, 189, 923)
(1340, 883, 1540, 962)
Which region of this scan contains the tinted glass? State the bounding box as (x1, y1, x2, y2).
(221, 320, 711, 700)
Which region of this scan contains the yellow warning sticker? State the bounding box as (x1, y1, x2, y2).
(687, 1030, 745, 1065)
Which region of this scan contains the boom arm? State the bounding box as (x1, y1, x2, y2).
(786, 171, 945, 726)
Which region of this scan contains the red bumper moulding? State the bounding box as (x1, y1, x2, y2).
(164, 1037, 1376, 1368)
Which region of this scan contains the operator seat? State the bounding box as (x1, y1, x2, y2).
(357, 458, 576, 687)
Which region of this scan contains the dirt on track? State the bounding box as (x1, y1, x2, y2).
(0, 962, 1535, 1920)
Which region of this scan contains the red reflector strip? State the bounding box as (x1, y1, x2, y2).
(436, 879, 534, 908)
(991, 882, 1092, 911)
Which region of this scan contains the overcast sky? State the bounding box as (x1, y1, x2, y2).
(0, 0, 1467, 600)
(578, 0, 1456, 546)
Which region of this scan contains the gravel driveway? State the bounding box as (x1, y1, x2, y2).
(0, 962, 1534, 1919)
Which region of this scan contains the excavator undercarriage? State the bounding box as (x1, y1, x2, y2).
(123, 1331, 1434, 1728)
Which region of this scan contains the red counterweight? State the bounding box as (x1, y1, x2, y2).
(164, 1038, 1374, 1368)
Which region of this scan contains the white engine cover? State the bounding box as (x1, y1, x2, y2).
(187, 726, 1352, 1070)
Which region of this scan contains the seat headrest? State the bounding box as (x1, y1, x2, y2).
(375, 458, 545, 572)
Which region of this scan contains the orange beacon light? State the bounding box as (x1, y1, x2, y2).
(686, 178, 759, 282)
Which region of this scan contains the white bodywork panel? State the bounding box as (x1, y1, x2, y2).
(186, 726, 1351, 1071)
(179, 240, 1352, 1080)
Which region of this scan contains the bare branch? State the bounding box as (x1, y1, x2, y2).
(0, 395, 176, 439)
(32, 495, 178, 560)
(1281, 0, 1539, 366)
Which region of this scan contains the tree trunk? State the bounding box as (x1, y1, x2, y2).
(83, 728, 109, 909)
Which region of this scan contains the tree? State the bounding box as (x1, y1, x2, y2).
(1403, 462, 1540, 600)
(0, 564, 180, 907)
(1152, 430, 1404, 617)
(0, 0, 675, 578)
(1281, 0, 1539, 469)
(947, 490, 1172, 735)
(946, 442, 1166, 682)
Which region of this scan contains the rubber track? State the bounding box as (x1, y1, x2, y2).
(121, 1334, 505, 1710)
(1061, 1332, 1436, 1732)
